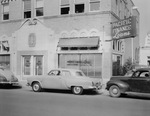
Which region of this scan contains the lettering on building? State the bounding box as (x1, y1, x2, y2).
(112, 16, 137, 40)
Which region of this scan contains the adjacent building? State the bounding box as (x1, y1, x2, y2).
(0, 0, 140, 83)
(140, 32, 150, 66)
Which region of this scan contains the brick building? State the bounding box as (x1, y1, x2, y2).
(0, 0, 139, 83)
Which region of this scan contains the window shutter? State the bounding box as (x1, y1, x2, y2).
(24, 0, 31, 11)
(3, 4, 9, 13)
(36, 0, 43, 8)
(61, 0, 69, 5)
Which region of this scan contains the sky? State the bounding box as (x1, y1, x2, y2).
(132, 0, 150, 46)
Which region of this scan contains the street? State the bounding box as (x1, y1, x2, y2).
(0, 85, 150, 116)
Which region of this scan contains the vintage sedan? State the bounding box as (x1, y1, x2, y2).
(106, 68, 150, 97)
(27, 69, 102, 95)
(0, 67, 19, 86)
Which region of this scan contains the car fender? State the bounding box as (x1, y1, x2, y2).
(65, 78, 91, 89)
(106, 80, 129, 93)
(29, 80, 43, 88)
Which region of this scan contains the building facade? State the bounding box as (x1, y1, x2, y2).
(140, 32, 150, 66)
(0, 0, 139, 83)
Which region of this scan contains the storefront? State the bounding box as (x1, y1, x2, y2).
(0, 35, 11, 69)
(57, 37, 102, 78)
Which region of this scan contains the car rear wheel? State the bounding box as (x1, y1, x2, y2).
(72, 86, 83, 95)
(32, 82, 42, 92)
(109, 85, 121, 97)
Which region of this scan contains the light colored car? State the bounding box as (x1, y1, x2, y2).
(0, 67, 19, 86)
(27, 69, 102, 95)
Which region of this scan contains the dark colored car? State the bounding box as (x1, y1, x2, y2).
(106, 68, 150, 97)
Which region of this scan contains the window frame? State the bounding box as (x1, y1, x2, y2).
(89, 0, 100, 12)
(23, 0, 32, 19)
(35, 0, 44, 17)
(2, 3, 9, 21)
(60, 0, 70, 15)
(75, 3, 85, 14)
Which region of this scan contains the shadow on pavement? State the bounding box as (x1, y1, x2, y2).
(105, 93, 150, 100)
(29, 89, 102, 95)
(0, 85, 22, 89)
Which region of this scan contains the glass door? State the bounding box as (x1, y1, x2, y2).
(34, 55, 43, 75)
(23, 56, 31, 75)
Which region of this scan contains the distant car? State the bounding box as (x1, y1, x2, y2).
(106, 68, 150, 97)
(27, 69, 102, 95)
(0, 67, 19, 86)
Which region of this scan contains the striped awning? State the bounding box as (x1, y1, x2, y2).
(58, 37, 99, 47)
(1, 0, 17, 4)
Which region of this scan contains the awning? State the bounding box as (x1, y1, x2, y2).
(1, 0, 16, 5)
(58, 37, 99, 47)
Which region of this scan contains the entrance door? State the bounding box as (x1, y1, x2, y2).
(22, 55, 43, 76)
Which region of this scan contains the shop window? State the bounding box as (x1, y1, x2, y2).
(59, 54, 102, 78)
(61, 0, 70, 15)
(112, 55, 122, 76)
(2, 3, 9, 20)
(24, 0, 31, 18)
(0, 41, 9, 52)
(22, 55, 43, 76)
(0, 55, 10, 69)
(90, 0, 100, 11)
(75, 4, 84, 13)
(36, 0, 44, 16)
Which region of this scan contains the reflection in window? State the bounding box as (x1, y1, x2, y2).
(75, 4, 84, 13)
(90, 0, 100, 11)
(24, 0, 31, 18)
(3, 3, 9, 20)
(61, 0, 70, 15)
(0, 41, 9, 52)
(59, 54, 102, 78)
(36, 0, 44, 16)
(35, 56, 43, 75)
(0, 55, 10, 69)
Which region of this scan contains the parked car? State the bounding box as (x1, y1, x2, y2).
(27, 68, 102, 95)
(0, 67, 19, 86)
(106, 68, 150, 97)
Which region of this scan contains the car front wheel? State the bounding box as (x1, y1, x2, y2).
(32, 82, 42, 92)
(72, 86, 83, 95)
(109, 85, 121, 97)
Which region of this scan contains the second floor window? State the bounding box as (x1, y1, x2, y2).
(90, 0, 100, 11)
(75, 4, 84, 13)
(61, 0, 70, 15)
(3, 3, 9, 20)
(36, 0, 44, 16)
(24, 0, 31, 18)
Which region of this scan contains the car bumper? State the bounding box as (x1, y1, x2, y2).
(0, 81, 19, 86)
(87, 85, 102, 90)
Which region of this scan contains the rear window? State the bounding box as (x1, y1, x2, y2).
(75, 71, 85, 76)
(62, 71, 71, 76)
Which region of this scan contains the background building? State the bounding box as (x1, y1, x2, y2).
(140, 32, 150, 66)
(0, 0, 139, 83)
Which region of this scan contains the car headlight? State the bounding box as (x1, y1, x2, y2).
(0, 76, 7, 82)
(11, 75, 18, 82)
